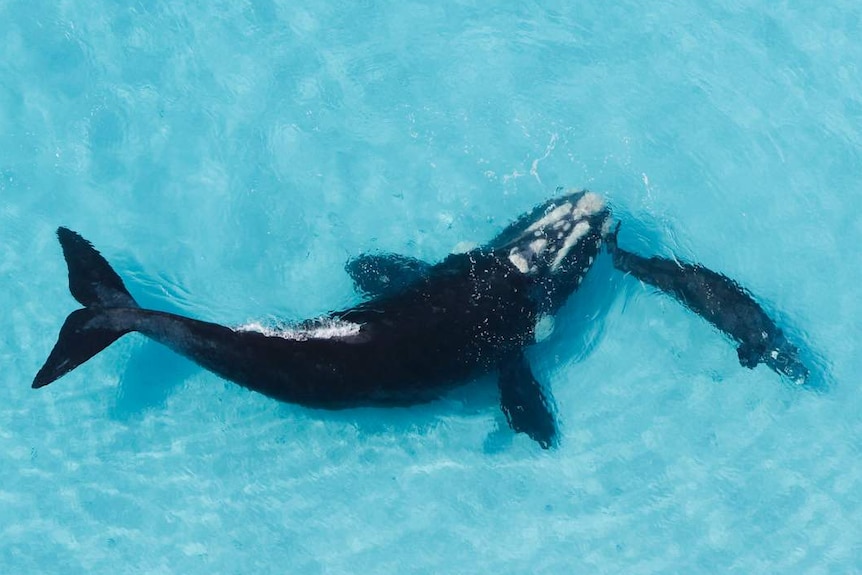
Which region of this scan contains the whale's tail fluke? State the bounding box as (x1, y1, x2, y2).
(32, 228, 139, 389)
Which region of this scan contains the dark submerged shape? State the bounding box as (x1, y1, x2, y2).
(606, 223, 809, 384)
(33, 190, 611, 449)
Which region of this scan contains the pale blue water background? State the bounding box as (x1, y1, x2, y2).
(2, 1, 861, 573)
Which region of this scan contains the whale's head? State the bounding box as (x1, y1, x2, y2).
(489, 189, 610, 311)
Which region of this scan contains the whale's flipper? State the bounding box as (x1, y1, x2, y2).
(607, 221, 810, 384)
(345, 253, 432, 298)
(737, 343, 764, 369)
(33, 228, 140, 389)
(498, 353, 558, 449)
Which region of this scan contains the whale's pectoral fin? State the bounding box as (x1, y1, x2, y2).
(605, 220, 621, 255)
(345, 253, 432, 298)
(737, 344, 763, 369)
(498, 353, 558, 449)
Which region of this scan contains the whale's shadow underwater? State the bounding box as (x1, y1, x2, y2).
(32, 189, 815, 448)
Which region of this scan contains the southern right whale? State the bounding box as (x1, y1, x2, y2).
(30, 188, 813, 450)
(32, 190, 612, 448)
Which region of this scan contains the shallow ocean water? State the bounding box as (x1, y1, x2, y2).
(2, 1, 862, 573)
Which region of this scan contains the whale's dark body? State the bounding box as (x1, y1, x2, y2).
(34, 190, 611, 448)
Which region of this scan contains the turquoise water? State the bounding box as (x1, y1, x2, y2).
(2, 1, 861, 572)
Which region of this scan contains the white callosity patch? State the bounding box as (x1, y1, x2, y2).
(526, 202, 573, 234)
(236, 318, 362, 341)
(547, 193, 604, 271)
(508, 249, 531, 274)
(551, 221, 591, 271)
(506, 191, 606, 275)
(509, 238, 549, 275)
(529, 238, 548, 254)
(571, 192, 605, 220)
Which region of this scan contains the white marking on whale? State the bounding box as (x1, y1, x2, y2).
(526, 202, 573, 233)
(551, 221, 591, 271)
(508, 250, 530, 274)
(237, 319, 362, 341)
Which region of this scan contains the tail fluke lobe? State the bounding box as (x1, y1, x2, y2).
(33, 228, 139, 389)
(32, 309, 131, 388)
(57, 227, 138, 309)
